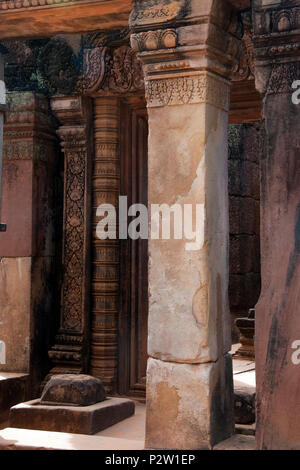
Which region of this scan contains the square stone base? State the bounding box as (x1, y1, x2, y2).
(145, 355, 234, 449)
(9, 397, 135, 435)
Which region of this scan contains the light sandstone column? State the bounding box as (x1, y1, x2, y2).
(253, 0, 300, 450)
(130, 0, 241, 449)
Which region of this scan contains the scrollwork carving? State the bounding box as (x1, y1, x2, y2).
(131, 29, 177, 52)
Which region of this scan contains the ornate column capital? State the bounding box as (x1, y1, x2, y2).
(129, 0, 242, 109)
(253, 0, 300, 94)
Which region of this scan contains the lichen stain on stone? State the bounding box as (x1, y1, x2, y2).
(192, 284, 208, 328)
(151, 381, 180, 426)
(3, 161, 19, 186)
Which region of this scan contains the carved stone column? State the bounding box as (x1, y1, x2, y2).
(90, 97, 120, 394)
(253, 0, 300, 450)
(48, 96, 92, 376)
(80, 37, 144, 394)
(0, 44, 6, 232)
(130, 0, 241, 450)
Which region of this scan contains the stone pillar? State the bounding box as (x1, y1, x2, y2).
(253, 0, 300, 450)
(48, 96, 93, 376)
(130, 0, 241, 449)
(0, 92, 58, 394)
(90, 97, 120, 394)
(0, 44, 6, 232)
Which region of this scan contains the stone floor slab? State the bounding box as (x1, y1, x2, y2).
(213, 434, 255, 450)
(9, 397, 135, 435)
(0, 427, 144, 450)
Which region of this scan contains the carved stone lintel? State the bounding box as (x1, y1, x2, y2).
(80, 44, 144, 96)
(48, 95, 92, 376)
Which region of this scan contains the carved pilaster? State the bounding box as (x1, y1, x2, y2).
(90, 97, 120, 394)
(48, 95, 92, 376)
(252, 0, 300, 450)
(0, 44, 6, 232)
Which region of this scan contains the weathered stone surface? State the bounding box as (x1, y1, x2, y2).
(41, 374, 106, 406)
(0, 258, 31, 372)
(0, 1, 132, 39)
(145, 356, 234, 450)
(213, 433, 255, 450)
(234, 380, 255, 424)
(9, 397, 135, 435)
(0, 427, 144, 450)
(253, 0, 300, 449)
(147, 102, 231, 364)
(0, 374, 29, 424)
(0, 92, 60, 397)
(236, 423, 256, 436)
(255, 91, 300, 449)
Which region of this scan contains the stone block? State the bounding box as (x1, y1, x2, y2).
(0, 374, 29, 424)
(229, 196, 259, 235)
(147, 103, 231, 364)
(0, 257, 31, 372)
(234, 380, 256, 425)
(145, 355, 234, 449)
(9, 397, 135, 435)
(41, 374, 106, 406)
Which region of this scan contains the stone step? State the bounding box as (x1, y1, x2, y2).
(234, 377, 256, 425)
(9, 396, 135, 435)
(0, 373, 29, 423)
(213, 434, 256, 450)
(0, 427, 144, 450)
(236, 423, 256, 436)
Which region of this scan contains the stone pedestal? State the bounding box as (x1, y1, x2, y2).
(130, 0, 241, 449)
(9, 374, 135, 435)
(253, 0, 300, 450)
(9, 397, 135, 435)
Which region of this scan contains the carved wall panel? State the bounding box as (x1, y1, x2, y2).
(48, 95, 93, 376)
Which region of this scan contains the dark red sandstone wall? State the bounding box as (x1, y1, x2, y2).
(228, 123, 262, 342)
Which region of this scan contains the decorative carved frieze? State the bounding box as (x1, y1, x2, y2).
(130, 0, 187, 27)
(48, 95, 92, 375)
(3, 92, 56, 161)
(145, 72, 230, 110)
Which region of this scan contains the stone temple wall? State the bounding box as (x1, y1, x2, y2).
(228, 123, 263, 342)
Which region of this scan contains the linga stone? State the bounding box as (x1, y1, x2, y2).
(41, 374, 106, 406)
